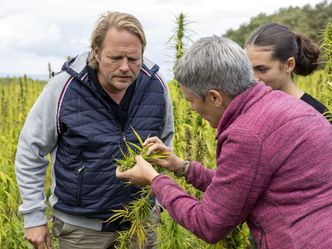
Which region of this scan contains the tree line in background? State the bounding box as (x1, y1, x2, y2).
(224, 0, 332, 47)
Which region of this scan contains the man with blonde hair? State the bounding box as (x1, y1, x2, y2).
(15, 11, 173, 249)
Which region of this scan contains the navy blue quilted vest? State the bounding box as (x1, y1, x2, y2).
(53, 63, 165, 219)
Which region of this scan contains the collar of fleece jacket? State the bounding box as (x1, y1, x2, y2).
(216, 82, 271, 137)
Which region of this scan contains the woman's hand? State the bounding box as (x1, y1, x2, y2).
(144, 136, 185, 172)
(116, 155, 159, 185)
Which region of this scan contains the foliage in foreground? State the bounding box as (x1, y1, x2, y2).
(109, 128, 167, 249)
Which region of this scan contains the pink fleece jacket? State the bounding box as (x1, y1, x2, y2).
(152, 83, 332, 249)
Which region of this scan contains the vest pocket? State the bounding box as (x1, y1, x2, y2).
(76, 163, 86, 207)
(52, 216, 64, 238)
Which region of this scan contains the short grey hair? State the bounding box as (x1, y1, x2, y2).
(174, 35, 255, 98)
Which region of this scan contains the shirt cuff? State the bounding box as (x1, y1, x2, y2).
(23, 210, 47, 228)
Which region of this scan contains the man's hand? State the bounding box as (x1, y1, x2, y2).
(24, 225, 52, 249)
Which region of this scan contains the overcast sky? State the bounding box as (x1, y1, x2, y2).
(0, 0, 327, 81)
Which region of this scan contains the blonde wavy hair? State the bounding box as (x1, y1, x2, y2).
(88, 11, 146, 69)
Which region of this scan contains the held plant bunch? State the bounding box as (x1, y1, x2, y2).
(108, 127, 168, 249)
(116, 127, 168, 172)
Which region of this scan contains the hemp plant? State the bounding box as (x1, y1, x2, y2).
(108, 127, 168, 249)
(322, 22, 332, 121)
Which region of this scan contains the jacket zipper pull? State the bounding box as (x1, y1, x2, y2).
(78, 166, 85, 173)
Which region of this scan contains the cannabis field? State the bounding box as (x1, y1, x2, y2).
(0, 20, 331, 249)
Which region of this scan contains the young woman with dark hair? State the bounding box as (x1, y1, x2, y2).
(245, 23, 329, 115)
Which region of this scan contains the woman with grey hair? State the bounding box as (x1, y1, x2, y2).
(117, 35, 332, 249)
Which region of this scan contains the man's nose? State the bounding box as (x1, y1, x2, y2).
(119, 58, 129, 72)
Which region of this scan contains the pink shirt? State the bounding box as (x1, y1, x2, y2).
(152, 83, 332, 249)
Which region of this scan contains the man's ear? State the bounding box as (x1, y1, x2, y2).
(93, 47, 100, 64)
(286, 57, 296, 72)
(207, 89, 223, 107)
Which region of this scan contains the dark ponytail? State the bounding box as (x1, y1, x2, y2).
(245, 23, 320, 76)
(294, 33, 320, 76)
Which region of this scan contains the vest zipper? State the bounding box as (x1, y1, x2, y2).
(77, 165, 85, 207)
(91, 86, 127, 143)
